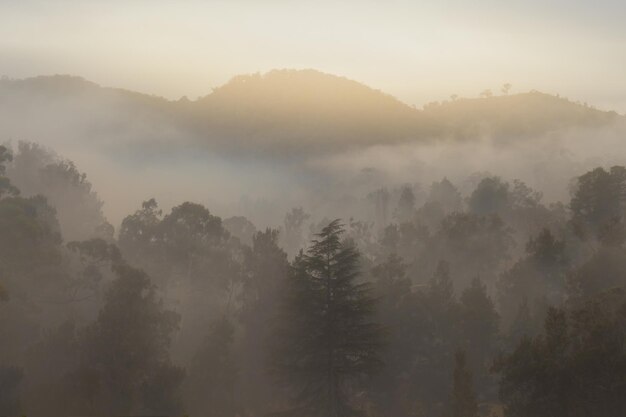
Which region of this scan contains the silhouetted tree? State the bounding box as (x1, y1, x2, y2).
(272, 220, 383, 417)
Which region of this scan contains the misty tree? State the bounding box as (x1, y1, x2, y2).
(223, 215, 257, 246)
(459, 277, 499, 398)
(272, 219, 383, 417)
(75, 263, 184, 415)
(7, 142, 110, 241)
(495, 291, 626, 417)
(468, 176, 510, 216)
(570, 166, 626, 245)
(120, 199, 238, 289)
(367, 187, 391, 229)
(0, 145, 19, 198)
(498, 228, 567, 326)
(451, 350, 478, 417)
(158, 202, 233, 283)
(282, 207, 310, 258)
(568, 244, 626, 299)
(20, 321, 81, 417)
(501, 83, 512, 95)
(395, 185, 416, 223)
(428, 177, 462, 214)
(238, 228, 290, 414)
(186, 317, 238, 417)
(431, 212, 513, 288)
(68, 237, 123, 279)
(118, 198, 162, 262)
(370, 253, 418, 416)
(507, 298, 535, 347)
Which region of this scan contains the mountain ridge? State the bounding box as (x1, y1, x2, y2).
(0, 69, 622, 153)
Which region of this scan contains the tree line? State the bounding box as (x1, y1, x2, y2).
(1, 142, 626, 417)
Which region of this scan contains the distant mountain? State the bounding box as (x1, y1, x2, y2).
(0, 70, 622, 154)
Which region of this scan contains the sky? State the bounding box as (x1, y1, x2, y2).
(2, 0, 626, 111)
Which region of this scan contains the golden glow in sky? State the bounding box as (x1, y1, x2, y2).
(2, 0, 626, 110)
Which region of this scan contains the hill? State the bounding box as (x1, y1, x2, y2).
(0, 70, 622, 154)
(422, 92, 619, 142)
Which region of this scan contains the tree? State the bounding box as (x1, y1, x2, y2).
(367, 187, 391, 228)
(495, 291, 626, 417)
(0, 145, 19, 199)
(428, 178, 462, 214)
(459, 278, 500, 399)
(282, 207, 310, 258)
(498, 229, 567, 327)
(118, 198, 162, 263)
(75, 263, 184, 415)
(468, 177, 510, 216)
(7, 142, 110, 241)
(570, 166, 626, 245)
(239, 228, 290, 414)
(272, 219, 383, 417)
(395, 186, 416, 223)
(501, 83, 512, 95)
(451, 350, 478, 417)
(432, 212, 514, 288)
(223, 215, 257, 246)
(186, 317, 238, 417)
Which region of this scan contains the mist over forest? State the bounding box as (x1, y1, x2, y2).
(2, 68, 626, 417)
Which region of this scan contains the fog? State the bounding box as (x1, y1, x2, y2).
(2, 69, 626, 417)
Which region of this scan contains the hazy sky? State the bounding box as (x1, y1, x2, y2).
(2, 0, 626, 111)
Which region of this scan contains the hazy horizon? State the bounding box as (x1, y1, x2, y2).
(3, 3, 626, 417)
(2, 0, 626, 111)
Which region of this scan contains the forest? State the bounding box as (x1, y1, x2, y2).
(3, 0, 626, 415)
(1, 129, 626, 416)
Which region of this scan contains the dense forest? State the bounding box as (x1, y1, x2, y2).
(1, 123, 626, 416)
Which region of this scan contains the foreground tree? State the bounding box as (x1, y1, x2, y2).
(272, 219, 383, 417)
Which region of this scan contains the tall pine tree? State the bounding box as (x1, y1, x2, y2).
(272, 219, 383, 417)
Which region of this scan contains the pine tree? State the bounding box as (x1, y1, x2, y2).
(451, 350, 478, 417)
(272, 219, 383, 417)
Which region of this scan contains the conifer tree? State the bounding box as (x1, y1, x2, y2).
(272, 219, 383, 417)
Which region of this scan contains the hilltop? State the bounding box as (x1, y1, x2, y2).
(0, 70, 621, 154)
